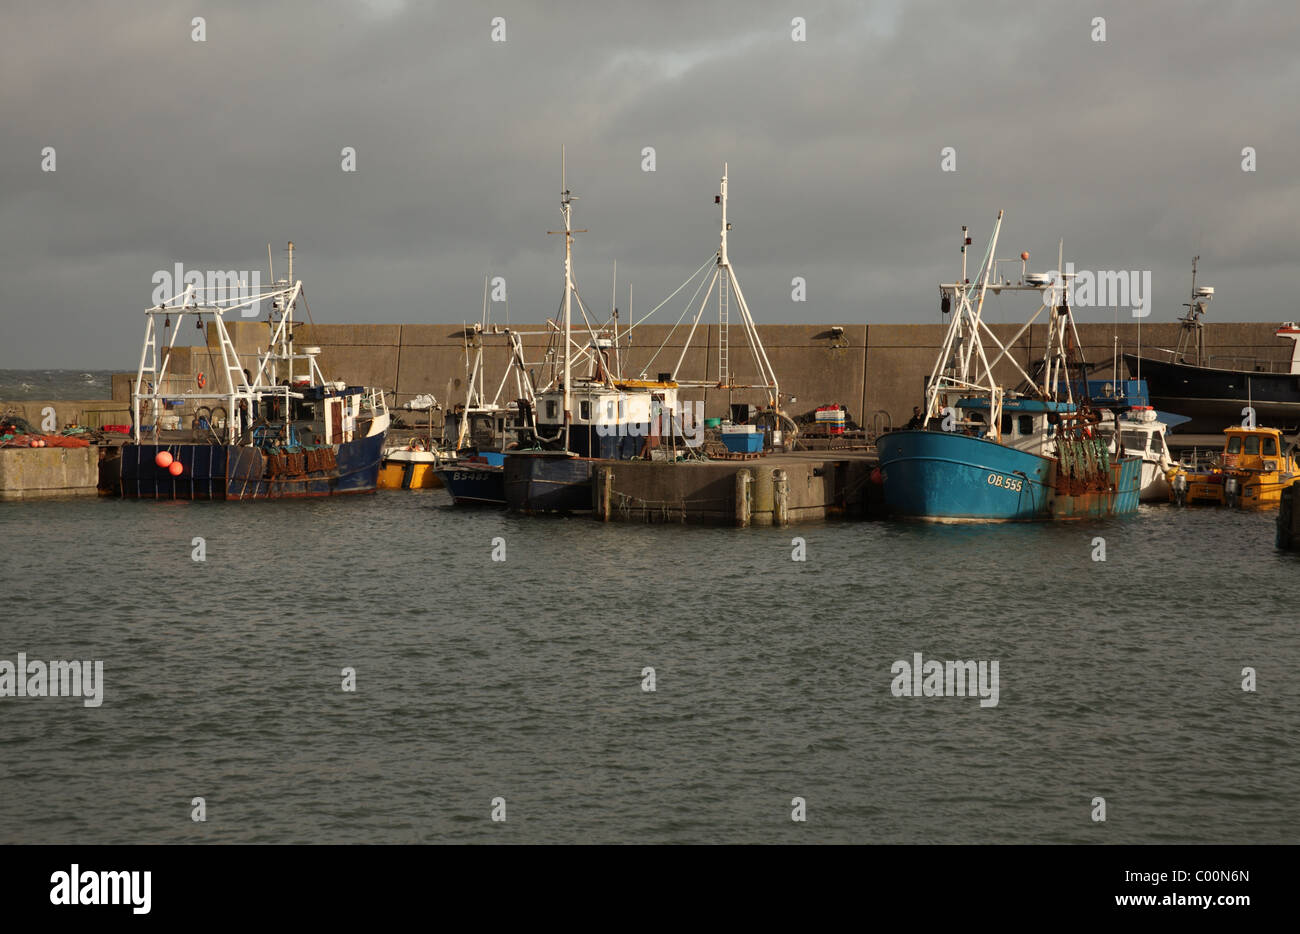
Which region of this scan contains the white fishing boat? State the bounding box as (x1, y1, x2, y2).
(1097, 406, 1173, 501)
(501, 156, 794, 512)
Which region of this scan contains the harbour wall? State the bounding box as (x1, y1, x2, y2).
(6, 321, 1291, 432)
(0, 447, 100, 500)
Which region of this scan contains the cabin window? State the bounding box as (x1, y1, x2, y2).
(1120, 431, 1148, 453)
(606, 401, 615, 419)
(1152, 433, 1164, 454)
(1263, 436, 1279, 456)
(579, 401, 591, 421)
(1000, 413, 1013, 434)
(1244, 436, 1261, 455)
(1227, 437, 1242, 454)
(1018, 416, 1034, 435)
(546, 400, 557, 419)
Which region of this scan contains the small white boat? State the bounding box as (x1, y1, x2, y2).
(1098, 406, 1172, 501)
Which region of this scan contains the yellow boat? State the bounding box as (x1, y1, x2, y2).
(378, 443, 450, 490)
(1169, 425, 1299, 508)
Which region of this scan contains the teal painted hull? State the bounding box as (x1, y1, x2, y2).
(877, 430, 1141, 521)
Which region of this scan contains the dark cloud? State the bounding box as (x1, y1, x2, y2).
(2, 0, 1296, 366)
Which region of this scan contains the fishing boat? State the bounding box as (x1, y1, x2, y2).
(116, 243, 389, 500)
(503, 157, 790, 513)
(876, 214, 1141, 521)
(435, 314, 536, 507)
(1122, 259, 1300, 432)
(1169, 425, 1299, 508)
(437, 451, 508, 506)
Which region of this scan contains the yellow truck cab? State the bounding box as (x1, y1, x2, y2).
(1170, 426, 1299, 508)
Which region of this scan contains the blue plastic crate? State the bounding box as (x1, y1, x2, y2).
(721, 431, 763, 454)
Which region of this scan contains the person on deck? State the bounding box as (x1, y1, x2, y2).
(906, 406, 925, 430)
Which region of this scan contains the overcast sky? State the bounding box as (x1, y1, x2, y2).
(3, 0, 1297, 367)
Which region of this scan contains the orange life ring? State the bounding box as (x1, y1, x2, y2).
(196, 372, 207, 389)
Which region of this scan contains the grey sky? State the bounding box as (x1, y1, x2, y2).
(3, 0, 1297, 367)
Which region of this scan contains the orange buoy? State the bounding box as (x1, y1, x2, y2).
(196, 372, 207, 389)
(155, 451, 173, 468)
(168, 461, 184, 476)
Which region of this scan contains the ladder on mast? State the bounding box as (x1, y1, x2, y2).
(718, 270, 729, 387)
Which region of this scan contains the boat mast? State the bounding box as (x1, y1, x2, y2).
(547, 147, 586, 452)
(713, 164, 781, 410)
(925, 212, 1004, 428)
(285, 240, 295, 385)
(1175, 256, 1211, 366)
(562, 156, 572, 451)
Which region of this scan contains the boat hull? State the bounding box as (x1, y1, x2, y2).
(1138, 460, 1171, 502)
(117, 432, 385, 500)
(1177, 472, 1297, 509)
(436, 465, 505, 506)
(379, 453, 445, 489)
(504, 452, 593, 513)
(877, 430, 1140, 521)
(1123, 353, 1300, 432)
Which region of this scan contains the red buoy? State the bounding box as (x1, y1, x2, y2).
(168, 461, 184, 476)
(155, 451, 173, 468)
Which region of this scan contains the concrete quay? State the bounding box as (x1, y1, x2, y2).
(0, 447, 101, 500)
(591, 451, 879, 525)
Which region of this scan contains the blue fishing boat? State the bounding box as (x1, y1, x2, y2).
(877, 213, 1140, 521)
(436, 452, 506, 506)
(116, 242, 390, 501)
(878, 402, 1141, 521)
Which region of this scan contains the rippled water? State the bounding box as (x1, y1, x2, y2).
(0, 492, 1295, 843)
(0, 369, 117, 401)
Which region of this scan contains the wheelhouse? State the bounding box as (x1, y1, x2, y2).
(954, 397, 1074, 452)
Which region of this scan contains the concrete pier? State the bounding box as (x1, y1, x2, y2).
(0, 447, 101, 500)
(597, 451, 876, 525)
